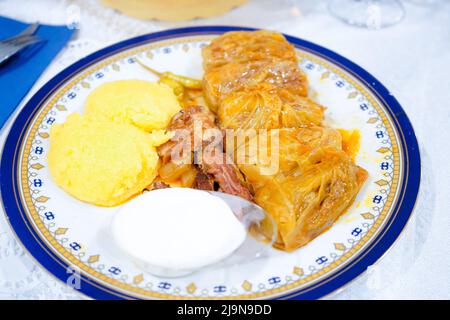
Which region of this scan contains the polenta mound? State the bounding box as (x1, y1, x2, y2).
(85, 80, 181, 131)
(48, 115, 172, 206)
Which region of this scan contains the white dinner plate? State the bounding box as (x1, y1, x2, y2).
(0, 26, 420, 300)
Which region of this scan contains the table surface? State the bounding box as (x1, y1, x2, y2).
(0, 0, 449, 300)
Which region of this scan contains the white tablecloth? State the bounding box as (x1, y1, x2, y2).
(0, 0, 449, 299)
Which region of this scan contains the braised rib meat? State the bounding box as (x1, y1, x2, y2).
(192, 170, 215, 191)
(158, 106, 253, 201)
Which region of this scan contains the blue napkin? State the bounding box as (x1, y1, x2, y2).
(0, 16, 75, 128)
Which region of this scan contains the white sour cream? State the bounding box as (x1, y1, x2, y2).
(111, 188, 247, 277)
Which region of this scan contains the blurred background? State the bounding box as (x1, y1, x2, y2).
(0, 0, 449, 299)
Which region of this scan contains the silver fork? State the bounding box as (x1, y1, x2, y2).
(0, 23, 42, 66)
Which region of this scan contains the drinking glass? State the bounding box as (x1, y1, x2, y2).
(328, 0, 405, 29)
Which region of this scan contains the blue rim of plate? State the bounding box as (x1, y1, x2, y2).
(0, 26, 420, 300)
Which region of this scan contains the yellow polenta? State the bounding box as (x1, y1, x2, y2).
(48, 113, 172, 207)
(84, 80, 181, 131)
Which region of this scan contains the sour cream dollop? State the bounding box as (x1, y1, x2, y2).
(111, 188, 247, 276)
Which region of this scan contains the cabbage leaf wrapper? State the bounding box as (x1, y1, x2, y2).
(255, 147, 368, 251)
